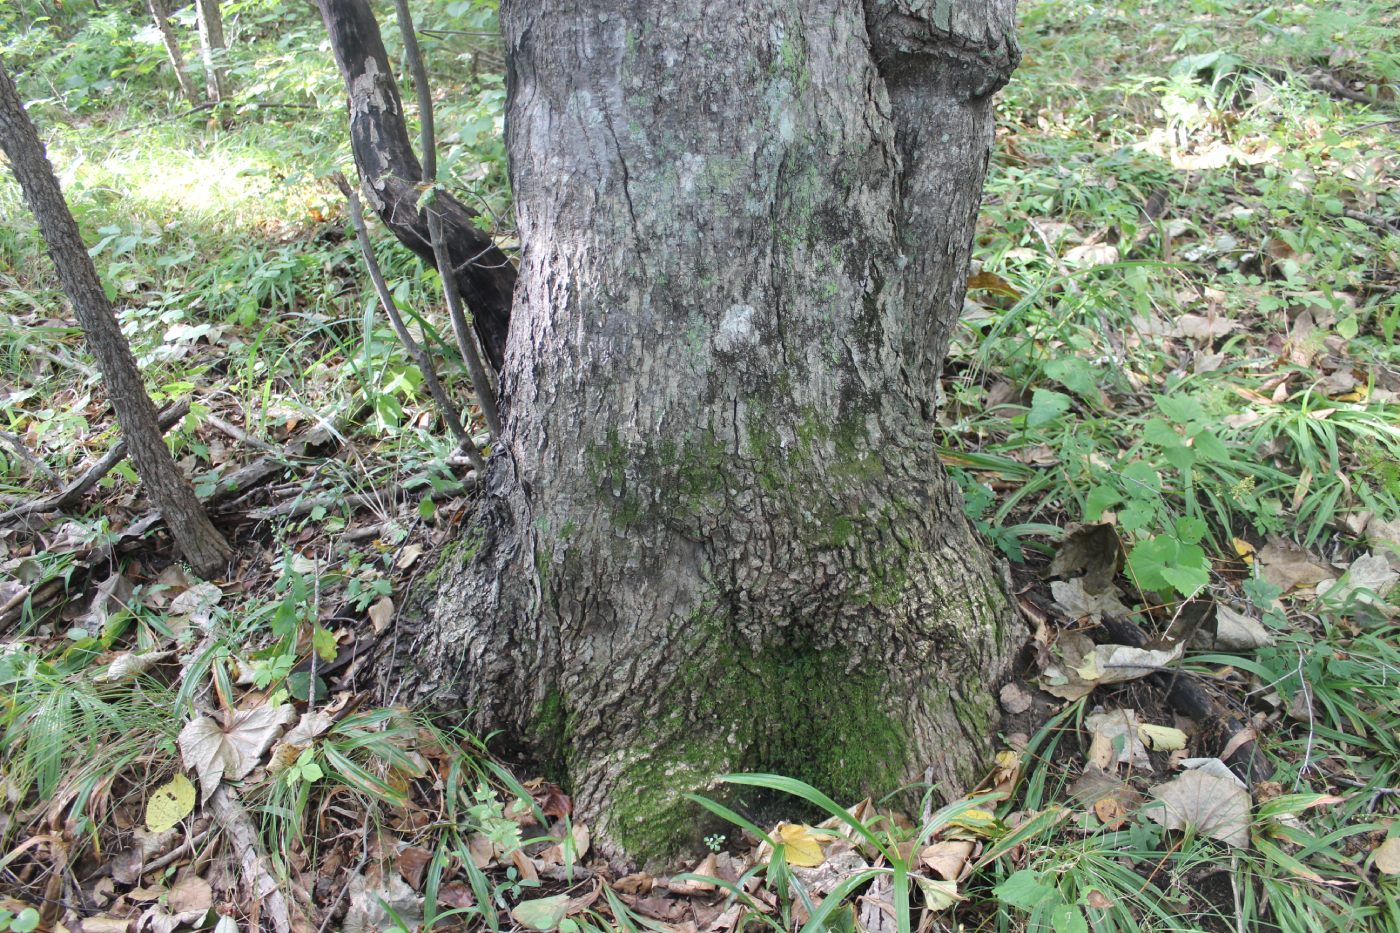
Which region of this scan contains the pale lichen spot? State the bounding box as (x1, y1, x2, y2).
(714, 304, 759, 354)
(678, 153, 705, 193)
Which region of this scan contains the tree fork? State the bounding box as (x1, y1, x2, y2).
(315, 0, 514, 372)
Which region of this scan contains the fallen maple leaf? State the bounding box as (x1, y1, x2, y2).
(179, 705, 295, 796)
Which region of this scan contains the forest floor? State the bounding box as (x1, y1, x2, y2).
(1, 0, 1399, 930)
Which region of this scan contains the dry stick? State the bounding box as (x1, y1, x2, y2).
(208, 789, 294, 933)
(428, 209, 503, 441)
(0, 64, 231, 577)
(392, 0, 503, 442)
(204, 412, 279, 453)
(0, 429, 60, 489)
(333, 174, 484, 472)
(0, 400, 190, 525)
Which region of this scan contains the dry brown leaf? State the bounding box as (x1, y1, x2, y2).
(1147, 769, 1251, 847)
(1085, 709, 1149, 769)
(1095, 642, 1183, 684)
(1040, 632, 1099, 701)
(1071, 765, 1140, 809)
(1317, 552, 1398, 606)
(1373, 837, 1400, 875)
(169, 581, 223, 629)
(967, 269, 1022, 298)
(397, 846, 432, 891)
(1175, 314, 1237, 341)
(1205, 605, 1275, 651)
(613, 872, 653, 895)
(1085, 889, 1114, 910)
(1064, 242, 1120, 267)
(920, 839, 974, 881)
(178, 705, 296, 796)
(999, 682, 1032, 715)
(467, 833, 495, 869)
(1257, 542, 1335, 592)
(367, 596, 395, 633)
(282, 710, 334, 746)
(669, 853, 718, 895)
(395, 543, 424, 569)
(167, 874, 213, 914)
(1093, 797, 1127, 829)
(1050, 578, 1131, 620)
(1049, 523, 1122, 594)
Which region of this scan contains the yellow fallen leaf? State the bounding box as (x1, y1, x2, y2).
(146, 773, 196, 832)
(775, 822, 825, 868)
(943, 809, 1003, 839)
(1374, 837, 1400, 876)
(1138, 723, 1188, 751)
(1232, 537, 1255, 564)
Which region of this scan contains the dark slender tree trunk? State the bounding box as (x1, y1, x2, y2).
(146, 0, 201, 106)
(403, 0, 1023, 865)
(194, 0, 229, 103)
(0, 61, 232, 578)
(315, 0, 514, 372)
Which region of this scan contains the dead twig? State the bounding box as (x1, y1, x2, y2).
(208, 786, 295, 933)
(391, 0, 504, 444)
(0, 400, 189, 526)
(333, 171, 484, 471)
(204, 412, 280, 453)
(0, 429, 61, 489)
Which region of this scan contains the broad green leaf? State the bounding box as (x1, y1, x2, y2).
(1027, 389, 1072, 427)
(993, 869, 1059, 911)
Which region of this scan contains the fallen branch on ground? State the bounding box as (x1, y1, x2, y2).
(0, 400, 189, 526)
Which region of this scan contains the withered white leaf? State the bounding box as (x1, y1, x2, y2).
(1147, 769, 1251, 848)
(178, 705, 296, 796)
(93, 649, 174, 683)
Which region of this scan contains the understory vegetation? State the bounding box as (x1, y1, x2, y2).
(1, 0, 1398, 930)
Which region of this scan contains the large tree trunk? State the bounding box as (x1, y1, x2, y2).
(315, 0, 514, 371)
(0, 61, 232, 577)
(413, 0, 1022, 864)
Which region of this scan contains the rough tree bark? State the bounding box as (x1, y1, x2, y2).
(405, 0, 1024, 864)
(0, 61, 232, 577)
(146, 0, 201, 106)
(315, 0, 514, 371)
(194, 0, 229, 104)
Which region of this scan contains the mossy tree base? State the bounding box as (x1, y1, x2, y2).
(407, 0, 1023, 865)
